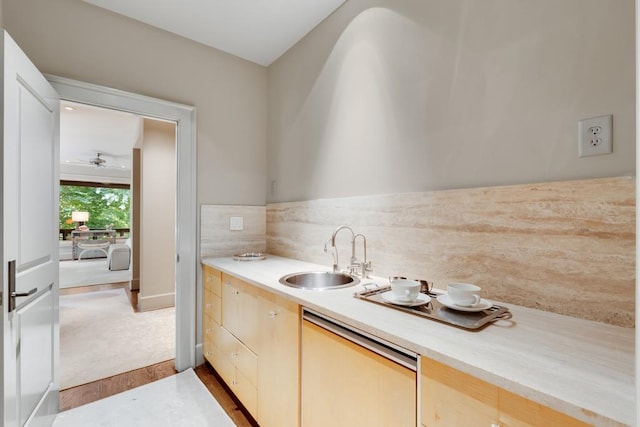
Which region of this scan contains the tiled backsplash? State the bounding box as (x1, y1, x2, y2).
(266, 177, 635, 327)
(200, 205, 266, 259)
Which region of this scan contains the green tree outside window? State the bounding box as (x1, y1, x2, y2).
(60, 185, 130, 230)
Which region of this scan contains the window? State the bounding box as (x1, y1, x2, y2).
(59, 181, 131, 238)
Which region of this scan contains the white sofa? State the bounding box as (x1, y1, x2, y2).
(107, 238, 131, 271)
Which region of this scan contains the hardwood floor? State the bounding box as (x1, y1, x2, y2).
(59, 360, 176, 411)
(60, 360, 255, 426)
(195, 363, 258, 427)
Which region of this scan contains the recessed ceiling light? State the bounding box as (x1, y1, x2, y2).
(64, 106, 75, 111)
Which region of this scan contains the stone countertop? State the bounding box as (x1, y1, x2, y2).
(202, 255, 634, 427)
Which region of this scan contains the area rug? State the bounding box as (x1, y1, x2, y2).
(60, 288, 175, 389)
(53, 369, 235, 427)
(60, 259, 131, 289)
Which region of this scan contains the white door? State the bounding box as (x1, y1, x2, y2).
(2, 31, 60, 426)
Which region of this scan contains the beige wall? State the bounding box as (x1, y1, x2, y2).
(267, 0, 635, 202)
(4, 0, 268, 206)
(138, 119, 176, 311)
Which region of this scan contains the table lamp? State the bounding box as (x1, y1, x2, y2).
(71, 211, 89, 229)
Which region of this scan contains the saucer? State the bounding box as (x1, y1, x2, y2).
(436, 294, 492, 312)
(381, 291, 431, 307)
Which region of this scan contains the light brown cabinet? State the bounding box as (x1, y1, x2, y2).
(301, 319, 416, 427)
(420, 356, 591, 427)
(202, 264, 222, 365)
(217, 324, 258, 416)
(201, 264, 300, 426)
(257, 293, 300, 427)
(222, 273, 260, 351)
(204, 263, 593, 427)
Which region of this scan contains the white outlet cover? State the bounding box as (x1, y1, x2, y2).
(229, 216, 244, 231)
(578, 114, 612, 157)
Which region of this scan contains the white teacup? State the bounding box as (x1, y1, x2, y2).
(390, 279, 421, 302)
(447, 283, 482, 307)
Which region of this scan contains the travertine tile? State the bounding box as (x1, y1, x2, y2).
(266, 177, 635, 327)
(200, 205, 266, 258)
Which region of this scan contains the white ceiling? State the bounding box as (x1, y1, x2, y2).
(82, 0, 347, 66)
(60, 101, 141, 184)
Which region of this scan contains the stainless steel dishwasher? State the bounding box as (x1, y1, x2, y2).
(301, 308, 418, 427)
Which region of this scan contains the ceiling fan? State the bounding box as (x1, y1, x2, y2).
(64, 152, 127, 169)
(89, 153, 107, 167)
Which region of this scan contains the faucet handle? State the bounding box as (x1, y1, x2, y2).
(347, 261, 361, 276)
(362, 261, 372, 278)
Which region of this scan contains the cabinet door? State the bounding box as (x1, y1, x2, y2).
(421, 357, 498, 427)
(421, 356, 592, 427)
(258, 294, 300, 427)
(302, 320, 416, 427)
(222, 274, 260, 350)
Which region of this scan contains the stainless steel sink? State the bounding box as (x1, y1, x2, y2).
(279, 271, 360, 290)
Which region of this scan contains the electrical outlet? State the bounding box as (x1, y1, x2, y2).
(578, 115, 612, 157)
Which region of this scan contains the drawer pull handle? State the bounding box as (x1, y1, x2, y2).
(269, 310, 277, 318)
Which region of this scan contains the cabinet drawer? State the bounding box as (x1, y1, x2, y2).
(222, 275, 260, 350)
(235, 368, 258, 418)
(203, 289, 221, 324)
(203, 314, 220, 342)
(203, 319, 220, 365)
(203, 265, 222, 296)
(203, 334, 218, 365)
(215, 348, 236, 388)
(219, 326, 258, 387)
(214, 338, 258, 419)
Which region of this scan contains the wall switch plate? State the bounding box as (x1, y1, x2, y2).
(578, 114, 612, 157)
(229, 216, 244, 231)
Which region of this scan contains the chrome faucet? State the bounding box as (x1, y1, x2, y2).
(324, 226, 372, 277)
(324, 225, 355, 273)
(352, 233, 372, 278)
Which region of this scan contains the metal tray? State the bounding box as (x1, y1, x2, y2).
(354, 285, 512, 330)
(233, 252, 266, 261)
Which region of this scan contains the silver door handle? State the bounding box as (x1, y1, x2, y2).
(8, 260, 37, 312)
(12, 288, 37, 298)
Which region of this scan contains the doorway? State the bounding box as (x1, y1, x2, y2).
(47, 75, 198, 374)
(58, 104, 179, 389)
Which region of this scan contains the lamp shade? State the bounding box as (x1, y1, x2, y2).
(71, 211, 89, 222)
